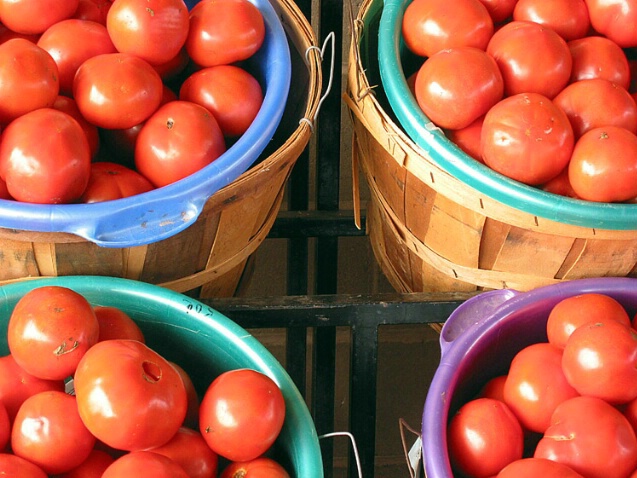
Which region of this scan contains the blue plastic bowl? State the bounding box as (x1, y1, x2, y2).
(378, 0, 637, 231)
(0, 0, 291, 248)
(0, 276, 323, 477)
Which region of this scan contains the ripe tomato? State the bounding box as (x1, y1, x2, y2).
(497, 457, 585, 478)
(220, 457, 290, 478)
(102, 451, 189, 478)
(481, 93, 574, 185)
(199, 369, 286, 462)
(179, 64, 263, 138)
(107, 0, 190, 66)
(73, 52, 164, 129)
(56, 449, 115, 478)
(546, 293, 631, 349)
(568, 36, 631, 90)
(512, 0, 590, 41)
(149, 427, 219, 478)
(0, 0, 79, 35)
(186, 0, 265, 67)
(80, 162, 155, 203)
(74, 339, 188, 451)
(0, 401, 9, 451)
(446, 115, 485, 162)
(486, 20, 572, 99)
(0, 38, 59, 125)
(476, 0, 517, 24)
(414, 47, 503, 130)
(477, 374, 507, 401)
(447, 397, 523, 478)
(11, 390, 96, 475)
(568, 126, 637, 202)
(72, 0, 113, 24)
(52, 94, 100, 158)
(540, 166, 579, 198)
(585, 0, 637, 48)
(93, 305, 146, 342)
(135, 100, 226, 187)
(534, 396, 637, 478)
(0, 453, 48, 478)
(7, 286, 99, 380)
(170, 361, 199, 429)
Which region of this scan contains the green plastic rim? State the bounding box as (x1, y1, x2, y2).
(378, 0, 637, 231)
(0, 276, 323, 478)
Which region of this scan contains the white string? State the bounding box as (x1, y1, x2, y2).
(319, 431, 363, 478)
(300, 31, 336, 132)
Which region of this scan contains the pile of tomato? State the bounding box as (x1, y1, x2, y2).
(0, 285, 291, 478)
(447, 292, 637, 478)
(0, 0, 266, 204)
(401, 0, 637, 203)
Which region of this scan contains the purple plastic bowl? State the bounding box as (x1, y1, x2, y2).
(422, 277, 637, 478)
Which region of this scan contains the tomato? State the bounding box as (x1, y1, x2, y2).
(153, 47, 190, 82)
(0, 0, 79, 35)
(93, 305, 146, 342)
(179, 64, 263, 138)
(220, 457, 290, 478)
(135, 100, 226, 187)
(199, 369, 285, 462)
(11, 390, 95, 474)
(102, 451, 190, 478)
(568, 36, 631, 90)
(497, 457, 585, 478)
(0, 401, 9, 451)
(149, 427, 219, 478)
(512, 0, 590, 41)
(37, 18, 116, 96)
(477, 374, 507, 401)
(80, 161, 155, 203)
(0, 453, 48, 478)
(546, 293, 631, 349)
(476, 0, 517, 24)
(170, 361, 200, 429)
(447, 397, 523, 478)
(0, 38, 59, 125)
(568, 126, 637, 202)
(74, 339, 188, 451)
(553, 78, 637, 138)
(481, 93, 574, 185)
(0, 176, 11, 200)
(486, 20, 572, 99)
(585, 0, 637, 48)
(186, 0, 265, 67)
(52, 95, 100, 158)
(540, 166, 579, 198)
(107, 0, 190, 66)
(56, 449, 115, 478)
(7, 286, 99, 380)
(447, 115, 485, 162)
(72, 0, 113, 24)
(534, 396, 637, 478)
(414, 47, 502, 131)
(73, 52, 164, 129)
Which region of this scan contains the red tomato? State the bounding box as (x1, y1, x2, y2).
(540, 165, 579, 198)
(486, 20, 572, 99)
(52, 95, 100, 158)
(107, 0, 190, 66)
(149, 427, 219, 478)
(477, 374, 507, 401)
(0, 176, 11, 200)
(7, 286, 99, 380)
(476, 0, 517, 24)
(73, 52, 164, 129)
(93, 305, 145, 342)
(415, 47, 503, 130)
(447, 397, 523, 478)
(153, 47, 190, 82)
(199, 369, 286, 462)
(534, 396, 637, 478)
(135, 100, 226, 187)
(220, 457, 290, 478)
(56, 449, 115, 478)
(102, 451, 189, 478)
(80, 162, 155, 203)
(447, 115, 485, 162)
(512, 0, 590, 41)
(179, 64, 263, 138)
(0, 0, 79, 34)
(585, 0, 637, 48)
(37, 18, 116, 96)
(562, 319, 637, 404)
(0, 401, 9, 451)
(553, 78, 637, 138)
(0, 38, 59, 125)
(0, 453, 48, 478)
(481, 93, 574, 185)
(497, 457, 585, 478)
(568, 126, 637, 202)
(568, 36, 631, 90)
(170, 361, 199, 429)
(186, 0, 265, 67)
(74, 339, 188, 451)
(72, 0, 114, 24)
(546, 293, 631, 349)
(11, 390, 96, 474)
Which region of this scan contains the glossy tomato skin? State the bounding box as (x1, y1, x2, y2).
(149, 427, 219, 478)
(52, 94, 101, 158)
(535, 396, 637, 478)
(79, 161, 155, 203)
(72, 0, 114, 24)
(540, 166, 579, 198)
(0, 453, 48, 478)
(101, 451, 190, 478)
(477, 0, 517, 24)
(93, 305, 146, 343)
(220, 457, 290, 478)
(186, 0, 265, 67)
(446, 115, 485, 162)
(0, 0, 79, 35)
(199, 369, 286, 462)
(11, 390, 96, 475)
(568, 126, 637, 202)
(7, 286, 99, 380)
(497, 457, 585, 478)
(74, 339, 188, 451)
(56, 449, 115, 478)
(477, 374, 507, 401)
(585, 0, 637, 48)
(568, 36, 631, 90)
(512, 0, 590, 41)
(481, 93, 574, 185)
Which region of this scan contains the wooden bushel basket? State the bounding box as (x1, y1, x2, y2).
(344, 0, 637, 293)
(0, 0, 322, 298)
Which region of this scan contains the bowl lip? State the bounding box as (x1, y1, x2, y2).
(0, 0, 292, 248)
(378, 0, 637, 231)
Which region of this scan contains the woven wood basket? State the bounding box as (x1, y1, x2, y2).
(344, 0, 637, 293)
(0, 0, 321, 298)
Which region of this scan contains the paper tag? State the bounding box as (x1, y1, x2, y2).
(408, 436, 423, 477)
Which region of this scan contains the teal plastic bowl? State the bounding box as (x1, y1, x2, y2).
(0, 276, 322, 478)
(378, 0, 637, 231)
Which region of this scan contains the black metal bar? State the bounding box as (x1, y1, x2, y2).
(269, 210, 366, 238)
